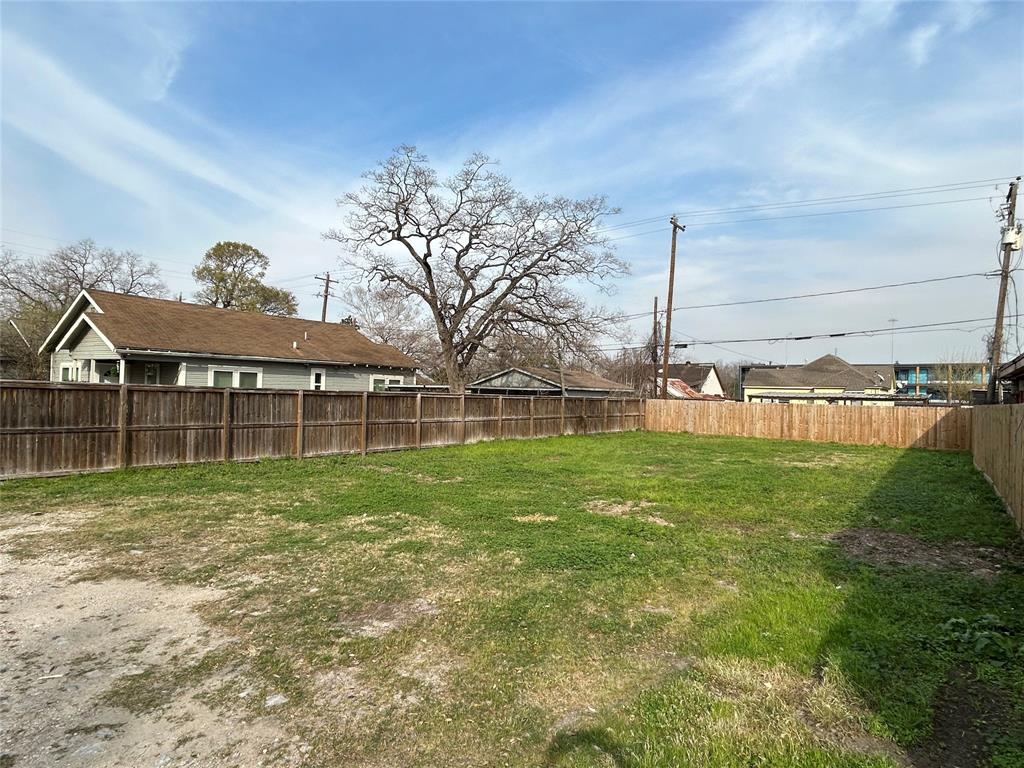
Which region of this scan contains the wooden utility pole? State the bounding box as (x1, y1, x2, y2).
(661, 217, 685, 399)
(315, 272, 337, 322)
(650, 295, 659, 398)
(987, 177, 1020, 404)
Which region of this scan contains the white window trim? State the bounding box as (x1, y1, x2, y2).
(59, 362, 80, 382)
(310, 367, 327, 391)
(207, 366, 263, 388)
(370, 374, 404, 392)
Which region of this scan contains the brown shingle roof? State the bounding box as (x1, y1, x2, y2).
(82, 290, 418, 369)
(744, 354, 892, 390)
(471, 366, 633, 392)
(518, 366, 633, 392)
(660, 363, 715, 388)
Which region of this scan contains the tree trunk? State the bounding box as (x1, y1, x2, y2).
(442, 347, 466, 394)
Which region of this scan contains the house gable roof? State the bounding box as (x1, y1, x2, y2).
(661, 363, 716, 389)
(470, 366, 633, 392)
(744, 354, 892, 391)
(42, 290, 418, 369)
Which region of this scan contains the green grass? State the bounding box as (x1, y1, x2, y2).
(3, 432, 1023, 766)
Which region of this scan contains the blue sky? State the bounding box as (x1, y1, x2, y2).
(2, 1, 1022, 364)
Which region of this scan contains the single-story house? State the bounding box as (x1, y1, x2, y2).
(38, 289, 419, 391)
(740, 354, 915, 406)
(998, 352, 1024, 404)
(656, 362, 726, 398)
(468, 366, 634, 398)
(663, 378, 727, 400)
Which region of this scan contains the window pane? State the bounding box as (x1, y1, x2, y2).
(373, 379, 385, 391)
(61, 367, 72, 382)
(238, 372, 258, 389)
(213, 370, 233, 388)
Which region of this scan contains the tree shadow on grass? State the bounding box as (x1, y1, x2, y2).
(811, 440, 1024, 768)
(544, 423, 1024, 767)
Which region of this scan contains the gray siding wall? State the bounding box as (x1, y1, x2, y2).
(177, 357, 413, 391)
(50, 350, 75, 381)
(69, 327, 114, 360)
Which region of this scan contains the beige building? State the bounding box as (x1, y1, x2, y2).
(741, 354, 927, 407)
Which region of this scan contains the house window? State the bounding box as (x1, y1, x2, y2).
(209, 367, 263, 389)
(371, 375, 403, 392)
(145, 363, 160, 385)
(98, 362, 119, 383)
(310, 368, 326, 391)
(59, 363, 78, 382)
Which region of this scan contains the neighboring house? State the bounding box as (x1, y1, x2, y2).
(663, 378, 726, 400)
(468, 366, 634, 398)
(656, 362, 726, 398)
(997, 352, 1024, 404)
(893, 361, 990, 403)
(38, 289, 419, 391)
(740, 354, 925, 406)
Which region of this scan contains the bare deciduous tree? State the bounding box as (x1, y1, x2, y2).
(339, 283, 437, 368)
(0, 240, 166, 379)
(325, 146, 627, 392)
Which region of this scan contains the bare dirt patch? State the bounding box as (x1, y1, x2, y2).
(830, 528, 1019, 580)
(0, 550, 300, 767)
(585, 499, 673, 527)
(907, 666, 1013, 768)
(334, 597, 439, 638)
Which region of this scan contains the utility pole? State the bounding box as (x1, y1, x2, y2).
(661, 217, 685, 399)
(987, 177, 1020, 404)
(314, 272, 337, 323)
(650, 295, 659, 397)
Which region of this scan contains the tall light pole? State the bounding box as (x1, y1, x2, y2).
(888, 318, 898, 365)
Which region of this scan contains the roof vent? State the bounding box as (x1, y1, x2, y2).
(304, 331, 309, 341)
(292, 340, 299, 349)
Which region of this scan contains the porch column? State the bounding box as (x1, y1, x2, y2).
(118, 357, 126, 384)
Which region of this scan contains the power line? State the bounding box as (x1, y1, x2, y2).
(619, 270, 1003, 320)
(595, 177, 1012, 233)
(589, 314, 1021, 354)
(605, 195, 998, 242)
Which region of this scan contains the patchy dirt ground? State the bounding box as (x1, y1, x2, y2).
(907, 666, 1014, 768)
(0, 513, 302, 768)
(584, 499, 673, 527)
(830, 528, 1020, 581)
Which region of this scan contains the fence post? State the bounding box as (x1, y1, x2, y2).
(221, 388, 232, 461)
(497, 395, 504, 440)
(603, 398, 609, 433)
(361, 391, 369, 456)
(529, 397, 535, 438)
(460, 393, 467, 444)
(295, 389, 304, 458)
(640, 398, 646, 431)
(117, 383, 129, 468)
(415, 393, 422, 449)
(560, 396, 566, 435)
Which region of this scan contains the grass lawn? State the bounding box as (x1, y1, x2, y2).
(2, 431, 1023, 767)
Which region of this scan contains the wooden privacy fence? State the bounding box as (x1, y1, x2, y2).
(645, 399, 973, 450)
(0, 381, 644, 479)
(971, 404, 1024, 530)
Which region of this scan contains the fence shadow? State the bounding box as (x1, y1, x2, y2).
(544, 414, 1023, 766)
(811, 425, 1024, 765)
